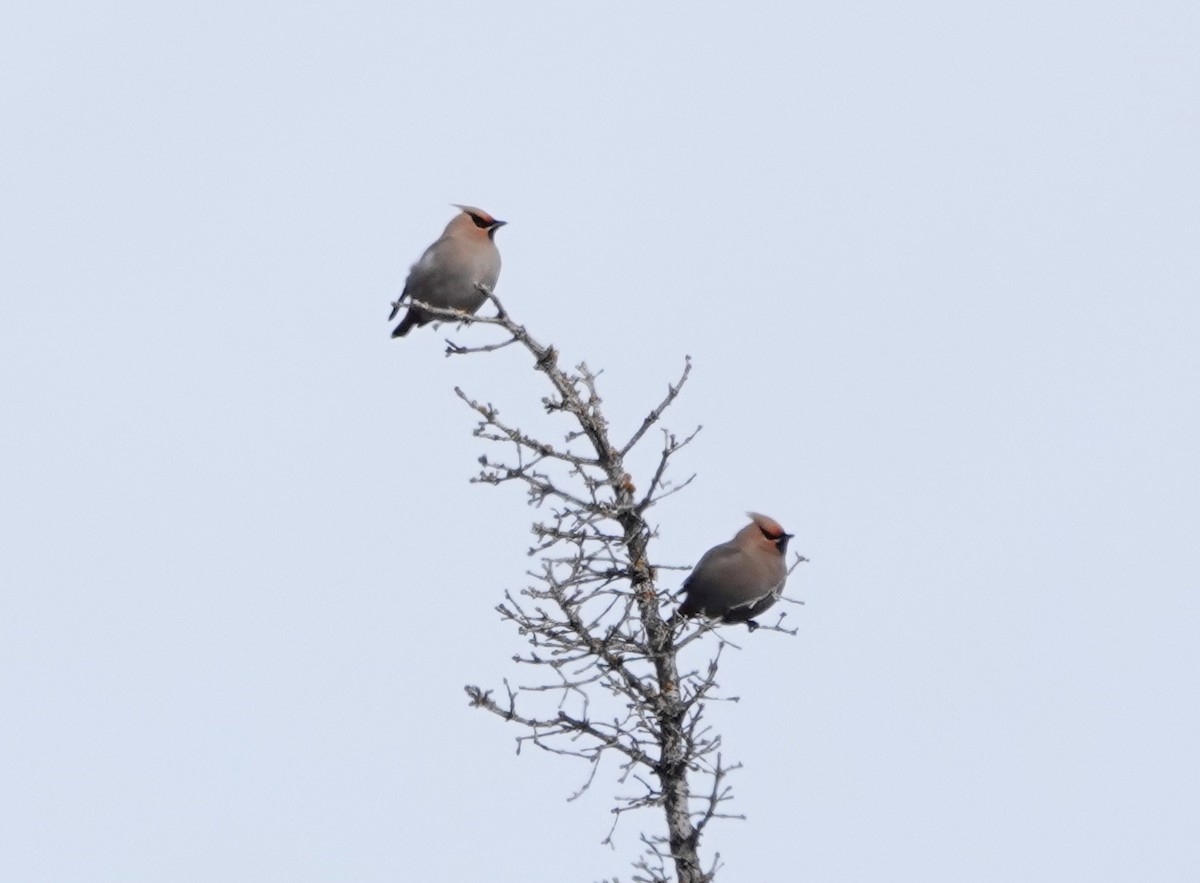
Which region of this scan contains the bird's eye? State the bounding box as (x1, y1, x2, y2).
(760, 527, 779, 541)
(469, 214, 491, 229)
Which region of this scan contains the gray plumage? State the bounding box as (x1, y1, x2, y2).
(678, 512, 793, 631)
(389, 205, 505, 338)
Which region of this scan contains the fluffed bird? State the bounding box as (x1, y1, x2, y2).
(388, 205, 506, 338)
(677, 513, 794, 631)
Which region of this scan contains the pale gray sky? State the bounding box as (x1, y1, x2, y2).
(3, 2, 1198, 881)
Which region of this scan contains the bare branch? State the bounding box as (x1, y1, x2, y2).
(428, 294, 799, 882)
(621, 357, 694, 457)
(636, 427, 702, 515)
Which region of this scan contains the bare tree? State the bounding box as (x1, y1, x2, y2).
(405, 291, 802, 882)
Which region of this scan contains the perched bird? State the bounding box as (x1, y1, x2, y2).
(388, 205, 506, 338)
(677, 513, 794, 631)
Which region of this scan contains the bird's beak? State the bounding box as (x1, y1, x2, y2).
(492, 219, 507, 228)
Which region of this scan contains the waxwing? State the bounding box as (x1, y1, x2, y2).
(677, 513, 794, 631)
(388, 205, 506, 338)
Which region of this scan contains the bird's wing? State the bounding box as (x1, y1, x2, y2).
(388, 235, 449, 320)
(681, 544, 741, 586)
(679, 544, 744, 610)
(723, 573, 786, 613)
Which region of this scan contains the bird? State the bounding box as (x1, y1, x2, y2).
(388, 205, 506, 338)
(677, 513, 794, 631)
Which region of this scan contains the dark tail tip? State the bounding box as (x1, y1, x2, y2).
(391, 313, 417, 338)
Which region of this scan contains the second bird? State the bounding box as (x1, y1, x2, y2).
(677, 513, 794, 631)
(388, 205, 506, 338)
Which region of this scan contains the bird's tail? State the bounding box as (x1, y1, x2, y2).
(391, 310, 419, 338)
